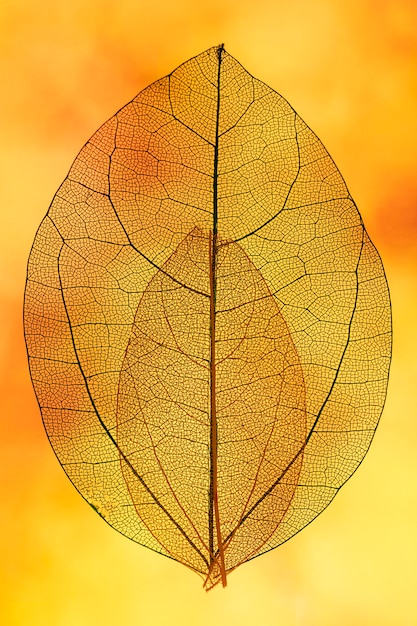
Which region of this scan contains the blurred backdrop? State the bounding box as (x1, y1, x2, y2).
(1, 1, 416, 624)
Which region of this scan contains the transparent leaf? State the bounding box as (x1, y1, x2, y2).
(24, 45, 392, 589)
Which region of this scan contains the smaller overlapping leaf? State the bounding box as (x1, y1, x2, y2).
(24, 45, 392, 589)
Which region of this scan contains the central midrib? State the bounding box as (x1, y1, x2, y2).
(208, 43, 227, 587)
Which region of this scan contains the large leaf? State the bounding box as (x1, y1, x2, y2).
(24, 45, 391, 589)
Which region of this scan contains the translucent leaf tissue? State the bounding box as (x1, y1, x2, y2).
(24, 45, 392, 589)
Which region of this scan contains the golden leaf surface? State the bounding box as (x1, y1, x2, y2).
(24, 45, 391, 589)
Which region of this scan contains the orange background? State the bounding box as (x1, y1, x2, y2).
(1, 1, 416, 624)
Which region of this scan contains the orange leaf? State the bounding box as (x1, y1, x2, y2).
(24, 45, 392, 589)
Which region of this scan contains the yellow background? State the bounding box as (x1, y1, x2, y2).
(1, 1, 416, 624)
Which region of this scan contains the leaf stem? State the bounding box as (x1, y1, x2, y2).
(207, 43, 227, 588)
